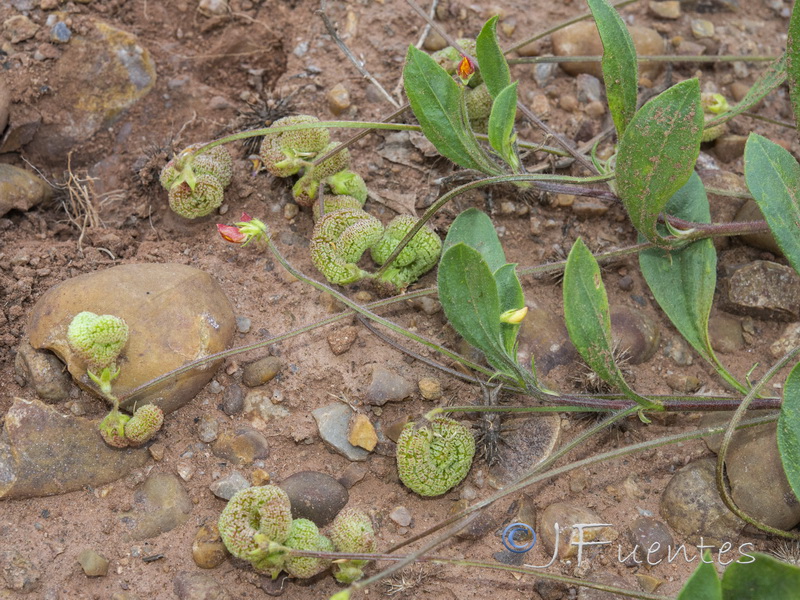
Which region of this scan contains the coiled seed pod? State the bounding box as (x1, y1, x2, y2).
(124, 404, 164, 446)
(370, 215, 442, 289)
(168, 174, 224, 218)
(292, 142, 351, 206)
(311, 194, 364, 223)
(329, 508, 376, 583)
(284, 518, 333, 579)
(310, 208, 384, 285)
(67, 312, 129, 369)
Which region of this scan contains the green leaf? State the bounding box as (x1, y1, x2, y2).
(706, 54, 786, 130)
(488, 82, 519, 171)
(403, 45, 503, 175)
(442, 208, 506, 271)
(563, 238, 661, 410)
(494, 263, 524, 357)
(639, 173, 745, 393)
(790, 4, 800, 128)
(586, 0, 638, 136)
(616, 78, 703, 246)
(721, 553, 800, 599)
(778, 361, 800, 502)
(744, 133, 800, 275)
(475, 16, 511, 99)
(677, 553, 722, 600)
(438, 243, 517, 377)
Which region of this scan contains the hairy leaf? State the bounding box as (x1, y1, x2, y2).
(677, 554, 722, 600)
(721, 553, 800, 599)
(488, 82, 519, 171)
(442, 207, 506, 270)
(790, 4, 800, 128)
(475, 16, 511, 99)
(779, 361, 800, 503)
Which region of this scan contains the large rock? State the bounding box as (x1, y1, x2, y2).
(22, 20, 156, 163)
(720, 261, 800, 321)
(0, 164, 53, 217)
(0, 397, 149, 500)
(119, 473, 193, 540)
(26, 263, 235, 414)
(552, 22, 665, 81)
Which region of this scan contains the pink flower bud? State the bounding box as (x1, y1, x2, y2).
(217, 223, 247, 244)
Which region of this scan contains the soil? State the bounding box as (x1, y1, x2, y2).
(0, 1, 796, 599)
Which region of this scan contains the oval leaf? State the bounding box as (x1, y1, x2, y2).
(475, 16, 511, 99)
(721, 553, 800, 599)
(587, 0, 638, 136)
(778, 361, 800, 502)
(677, 554, 722, 600)
(488, 82, 519, 170)
(791, 2, 800, 127)
(442, 207, 506, 271)
(744, 133, 800, 275)
(403, 45, 503, 175)
(616, 78, 703, 246)
(563, 238, 660, 410)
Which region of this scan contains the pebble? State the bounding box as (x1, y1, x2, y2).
(76, 550, 109, 577)
(516, 301, 577, 375)
(691, 19, 715, 39)
(192, 523, 229, 569)
(735, 200, 782, 256)
(281, 471, 349, 527)
(173, 572, 230, 600)
(177, 462, 196, 482)
(487, 413, 561, 488)
(531, 94, 550, 118)
(198, 0, 228, 16)
(664, 373, 702, 393)
(417, 377, 442, 400)
(197, 414, 219, 443)
(327, 325, 358, 355)
(572, 198, 609, 218)
(3, 15, 38, 43)
(624, 517, 673, 567)
(244, 391, 289, 421)
(660, 458, 744, 546)
(576, 74, 602, 103)
(327, 83, 351, 116)
(649, 1, 681, 19)
(729, 81, 749, 102)
(338, 463, 368, 489)
(584, 100, 606, 118)
(0, 398, 149, 500)
(212, 428, 270, 465)
(714, 135, 747, 163)
(348, 413, 378, 451)
(533, 62, 558, 87)
(235, 316, 251, 334)
(0, 164, 54, 218)
(50, 21, 71, 43)
(0, 77, 8, 134)
(726, 425, 800, 530)
(0, 550, 41, 593)
(539, 502, 615, 559)
(707, 313, 744, 354)
(552, 22, 664, 81)
(409, 295, 441, 315)
(560, 94, 579, 112)
(119, 473, 193, 541)
(222, 384, 245, 415)
(13, 340, 71, 402)
(663, 335, 693, 366)
(251, 468, 270, 486)
(311, 402, 370, 461)
(364, 365, 416, 405)
(209, 471, 250, 500)
(451, 500, 498, 540)
(423, 30, 447, 51)
(242, 356, 282, 387)
(770, 322, 800, 359)
(721, 261, 800, 321)
(610, 308, 660, 365)
(27, 263, 235, 415)
(389, 506, 412, 527)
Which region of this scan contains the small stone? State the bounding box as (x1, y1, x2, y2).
(283, 203, 298, 221)
(664, 373, 701, 393)
(714, 135, 747, 163)
(649, 1, 681, 19)
(584, 100, 606, 119)
(531, 94, 550, 118)
(418, 377, 442, 400)
(660, 458, 744, 546)
(560, 94, 578, 112)
(338, 462, 368, 489)
(212, 428, 269, 465)
(409, 295, 441, 315)
(197, 414, 219, 443)
(451, 499, 498, 540)
(198, 0, 229, 16)
(348, 413, 377, 451)
(177, 462, 195, 482)
(192, 523, 229, 569)
(209, 471, 250, 500)
(576, 74, 602, 103)
(624, 518, 674, 567)
(735, 200, 782, 256)
(771, 322, 800, 359)
(364, 365, 416, 405)
(173, 572, 230, 600)
(119, 473, 193, 541)
(721, 261, 800, 321)
(729, 81, 749, 102)
(611, 308, 660, 365)
(3, 15, 39, 44)
(251, 468, 270, 486)
(533, 61, 557, 87)
(663, 335, 693, 366)
(389, 506, 412, 527)
(76, 549, 109, 577)
(222, 384, 245, 415)
(149, 443, 165, 461)
(311, 402, 370, 461)
(423, 30, 447, 51)
(50, 22, 71, 43)
(242, 356, 282, 387)
(691, 19, 715, 39)
(572, 198, 609, 218)
(516, 301, 577, 375)
(383, 415, 410, 443)
(327, 83, 351, 116)
(14, 340, 71, 402)
(281, 471, 349, 527)
(235, 316, 251, 334)
(539, 503, 615, 559)
(707, 313, 744, 354)
(0, 550, 41, 592)
(0, 164, 53, 218)
(327, 326, 358, 355)
(636, 574, 664, 593)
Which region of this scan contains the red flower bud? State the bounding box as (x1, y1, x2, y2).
(217, 223, 247, 244)
(457, 55, 476, 82)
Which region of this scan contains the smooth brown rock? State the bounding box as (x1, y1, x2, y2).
(76, 549, 109, 577)
(119, 473, 193, 541)
(0, 397, 149, 500)
(211, 428, 270, 465)
(280, 471, 348, 527)
(552, 22, 665, 81)
(611, 308, 661, 365)
(708, 313, 744, 354)
(516, 301, 577, 375)
(173, 571, 230, 600)
(14, 340, 71, 403)
(0, 164, 53, 218)
(192, 523, 229, 569)
(27, 263, 235, 415)
(364, 365, 415, 405)
(241, 356, 282, 387)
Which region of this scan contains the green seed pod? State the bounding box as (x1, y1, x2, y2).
(284, 519, 333, 579)
(168, 174, 224, 218)
(326, 170, 368, 204)
(160, 143, 233, 190)
(259, 136, 303, 178)
(371, 215, 442, 290)
(271, 115, 331, 155)
(124, 404, 164, 446)
(311, 194, 364, 223)
(98, 408, 131, 448)
(465, 82, 492, 122)
(292, 142, 351, 207)
(67, 311, 129, 369)
(329, 508, 376, 583)
(218, 485, 293, 571)
(396, 417, 475, 497)
(701, 117, 727, 143)
(310, 208, 384, 285)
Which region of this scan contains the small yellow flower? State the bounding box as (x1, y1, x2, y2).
(500, 306, 528, 324)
